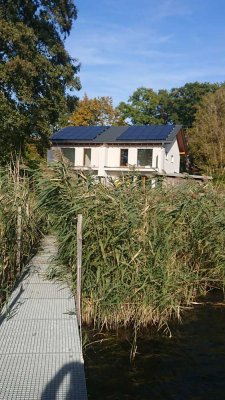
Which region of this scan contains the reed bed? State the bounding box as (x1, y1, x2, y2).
(37, 163, 225, 332)
(0, 165, 45, 306)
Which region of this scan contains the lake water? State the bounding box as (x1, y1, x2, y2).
(84, 300, 225, 399)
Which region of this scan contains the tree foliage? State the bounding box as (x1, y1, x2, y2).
(117, 88, 169, 125)
(117, 82, 221, 127)
(168, 82, 220, 127)
(188, 88, 225, 175)
(69, 94, 125, 126)
(0, 0, 80, 163)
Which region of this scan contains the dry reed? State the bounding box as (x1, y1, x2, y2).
(36, 163, 225, 332)
(0, 163, 45, 306)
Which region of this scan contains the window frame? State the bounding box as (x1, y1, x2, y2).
(137, 148, 153, 167)
(120, 148, 129, 167)
(60, 147, 75, 166)
(83, 148, 92, 167)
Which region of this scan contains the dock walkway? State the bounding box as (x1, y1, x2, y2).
(0, 235, 87, 400)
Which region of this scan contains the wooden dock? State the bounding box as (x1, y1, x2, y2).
(0, 235, 87, 400)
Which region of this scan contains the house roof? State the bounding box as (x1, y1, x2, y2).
(51, 125, 183, 144)
(51, 126, 108, 141)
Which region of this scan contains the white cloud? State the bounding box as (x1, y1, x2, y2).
(67, 23, 174, 68)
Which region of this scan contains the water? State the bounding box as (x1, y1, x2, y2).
(84, 300, 225, 399)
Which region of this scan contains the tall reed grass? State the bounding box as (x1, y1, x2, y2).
(0, 164, 45, 306)
(37, 163, 225, 332)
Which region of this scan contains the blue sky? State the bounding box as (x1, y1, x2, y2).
(66, 0, 225, 105)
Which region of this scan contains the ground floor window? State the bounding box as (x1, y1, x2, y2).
(137, 149, 153, 167)
(120, 149, 128, 166)
(61, 147, 75, 165)
(84, 148, 91, 166)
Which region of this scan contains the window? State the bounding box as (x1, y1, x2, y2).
(171, 155, 174, 163)
(120, 149, 128, 166)
(137, 149, 153, 167)
(61, 148, 75, 165)
(156, 155, 159, 169)
(84, 148, 91, 166)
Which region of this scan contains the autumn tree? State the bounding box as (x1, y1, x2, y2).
(0, 0, 80, 163)
(70, 94, 125, 126)
(188, 88, 225, 175)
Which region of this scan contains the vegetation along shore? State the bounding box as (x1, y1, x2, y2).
(35, 163, 225, 335)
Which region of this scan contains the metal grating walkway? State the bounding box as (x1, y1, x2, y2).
(0, 236, 87, 400)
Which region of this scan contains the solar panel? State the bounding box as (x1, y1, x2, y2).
(116, 125, 175, 141)
(51, 126, 108, 141)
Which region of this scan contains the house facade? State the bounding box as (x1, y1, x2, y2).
(48, 125, 187, 180)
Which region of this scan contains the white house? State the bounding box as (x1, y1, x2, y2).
(48, 125, 187, 180)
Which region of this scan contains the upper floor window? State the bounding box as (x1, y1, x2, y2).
(137, 149, 153, 167)
(61, 147, 75, 165)
(120, 149, 128, 166)
(84, 148, 91, 166)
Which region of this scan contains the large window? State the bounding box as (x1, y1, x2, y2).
(137, 149, 153, 167)
(61, 148, 75, 165)
(84, 148, 91, 166)
(120, 149, 128, 166)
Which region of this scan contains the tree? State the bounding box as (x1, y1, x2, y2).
(0, 0, 80, 163)
(117, 87, 168, 125)
(168, 82, 220, 128)
(188, 88, 225, 175)
(69, 94, 125, 126)
(117, 82, 221, 128)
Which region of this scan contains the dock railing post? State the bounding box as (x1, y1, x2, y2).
(76, 214, 83, 338)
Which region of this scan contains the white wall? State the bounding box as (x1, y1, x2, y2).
(52, 146, 99, 167)
(51, 142, 180, 175)
(98, 146, 107, 176)
(105, 146, 162, 170)
(75, 147, 83, 166)
(74, 147, 99, 167)
(91, 147, 99, 167)
(106, 147, 120, 167)
(163, 139, 180, 174)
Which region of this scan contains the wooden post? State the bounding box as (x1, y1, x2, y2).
(16, 206, 22, 269)
(76, 214, 83, 334)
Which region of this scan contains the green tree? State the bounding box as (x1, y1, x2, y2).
(118, 82, 221, 128)
(70, 94, 125, 126)
(0, 0, 81, 163)
(168, 82, 220, 128)
(188, 88, 225, 175)
(117, 87, 167, 125)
